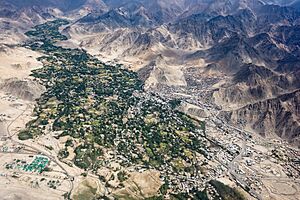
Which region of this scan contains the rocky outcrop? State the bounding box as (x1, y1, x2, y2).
(213, 63, 299, 107)
(2, 0, 300, 145)
(0, 78, 45, 101)
(221, 89, 300, 146)
(59, 1, 300, 145)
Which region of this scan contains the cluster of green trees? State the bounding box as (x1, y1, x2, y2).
(21, 19, 207, 175)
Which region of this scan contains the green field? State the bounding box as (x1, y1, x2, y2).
(19, 19, 208, 197)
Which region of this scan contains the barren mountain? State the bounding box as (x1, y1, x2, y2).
(1, 0, 300, 145)
(56, 0, 300, 146)
(220, 89, 300, 145)
(0, 78, 45, 101)
(0, 1, 300, 200)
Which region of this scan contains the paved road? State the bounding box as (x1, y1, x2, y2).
(188, 99, 264, 199)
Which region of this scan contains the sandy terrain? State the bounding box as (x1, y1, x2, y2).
(0, 180, 63, 200)
(114, 169, 162, 199)
(0, 91, 32, 140)
(0, 121, 8, 136)
(0, 20, 28, 45)
(72, 177, 104, 200)
(0, 43, 71, 200)
(261, 179, 300, 200)
(0, 46, 42, 80)
(0, 152, 69, 200)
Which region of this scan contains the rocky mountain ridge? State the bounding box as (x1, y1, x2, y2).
(220, 89, 300, 145)
(0, 0, 299, 145)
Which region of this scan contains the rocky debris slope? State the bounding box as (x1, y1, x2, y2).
(1, 0, 300, 144)
(54, 1, 300, 145)
(0, 78, 45, 101)
(220, 89, 300, 146)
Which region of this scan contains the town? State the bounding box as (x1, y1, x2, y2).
(0, 19, 298, 200)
